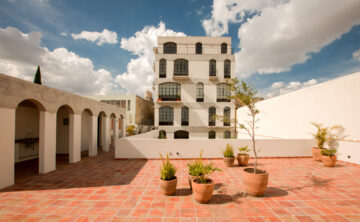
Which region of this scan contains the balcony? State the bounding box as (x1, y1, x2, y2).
(156, 95, 182, 104)
(173, 74, 189, 80)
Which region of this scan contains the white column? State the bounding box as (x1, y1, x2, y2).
(89, 115, 98, 156)
(113, 118, 118, 148)
(101, 116, 110, 151)
(69, 114, 81, 163)
(39, 111, 56, 174)
(0, 107, 15, 189)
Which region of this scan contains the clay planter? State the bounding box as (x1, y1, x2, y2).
(160, 177, 177, 195)
(192, 179, 215, 204)
(188, 175, 197, 190)
(321, 155, 337, 167)
(242, 168, 269, 197)
(237, 154, 250, 166)
(223, 157, 235, 167)
(312, 147, 325, 162)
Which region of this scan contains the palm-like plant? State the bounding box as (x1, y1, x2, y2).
(311, 122, 346, 150)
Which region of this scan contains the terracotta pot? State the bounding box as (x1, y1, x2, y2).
(237, 154, 250, 166)
(321, 155, 337, 167)
(160, 177, 177, 195)
(223, 157, 235, 167)
(312, 147, 325, 162)
(242, 168, 269, 197)
(192, 179, 215, 204)
(188, 175, 197, 190)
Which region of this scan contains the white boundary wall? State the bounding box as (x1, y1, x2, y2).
(237, 72, 360, 164)
(115, 138, 314, 159)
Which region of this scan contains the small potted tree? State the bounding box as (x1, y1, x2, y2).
(192, 162, 221, 204)
(237, 145, 250, 166)
(159, 153, 177, 195)
(223, 143, 235, 167)
(187, 151, 203, 190)
(232, 79, 268, 197)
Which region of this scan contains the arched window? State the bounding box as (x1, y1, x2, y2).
(224, 130, 231, 139)
(174, 59, 188, 76)
(159, 106, 174, 125)
(196, 82, 204, 102)
(159, 82, 181, 101)
(159, 59, 166, 78)
(221, 43, 227, 54)
(209, 106, 216, 126)
(174, 130, 189, 139)
(217, 83, 231, 102)
(208, 130, 216, 139)
(196, 42, 202, 54)
(164, 42, 177, 54)
(181, 106, 189, 126)
(224, 107, 230, 126)
(224, 60, 231, 78)
(209, 59, 216, 77)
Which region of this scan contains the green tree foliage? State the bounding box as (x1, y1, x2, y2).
(33, 65, 42, 85)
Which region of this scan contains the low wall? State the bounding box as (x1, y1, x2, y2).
(115, 138, 314, 159)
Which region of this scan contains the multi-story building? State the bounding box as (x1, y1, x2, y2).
(153, 36, 235, 139)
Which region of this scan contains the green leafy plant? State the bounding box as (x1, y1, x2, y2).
(238, 145, 250, 155)
(223, 143, 234, 158)
(126, 125, 136, 136)
(187, 150, 204, 176)
(196, 163, 221, 184)
(160, 153, 176, 181)
(311, 122, 346, 149)
(158, 130, 166, 139)
(321, 149, 337, 157)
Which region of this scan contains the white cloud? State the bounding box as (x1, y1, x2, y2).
(267, 78, 318, 98)
(71, 29, 118, 46)
(204, 0, 360, 78)
(61, 32, 67, 36)
(353, 49, 360, 61)
(116, 22, 186, 96)
(0, 26, 121, 95)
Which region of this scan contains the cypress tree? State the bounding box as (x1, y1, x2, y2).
(34, 65, 42, 85)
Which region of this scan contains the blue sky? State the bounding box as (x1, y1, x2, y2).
(0, 0, 360, 97)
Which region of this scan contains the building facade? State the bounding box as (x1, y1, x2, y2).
(154, 36, 235, 139)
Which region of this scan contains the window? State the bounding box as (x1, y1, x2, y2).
(208, 130, 216, 139)
(159, 59, 166, 78)
(217, 83, 231, 102)
(224, 60, 231, 78)
(196, 82, 204, 102)
(127, 100, 131, 111)
(158, 82, 181, 101)
(224, 107, 230, 126)
(221, 43, 227, 54)
(159, 106, 174, 125)
(224, 131, 231, 139)
(208, 106, 216, 126)
(209, 60, 216, 77)
(174, 130, 189, 139)
(196, 42, 202, 54)
(163, 42, 177, 54)
(181, 106, 189, 126)
(174, 59, 188, 76)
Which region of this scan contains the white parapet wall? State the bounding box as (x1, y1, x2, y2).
(115, 137, 314, 159)
(237, 72, 360, 165)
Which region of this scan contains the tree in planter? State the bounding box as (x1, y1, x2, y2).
(159, 153, 177, 195)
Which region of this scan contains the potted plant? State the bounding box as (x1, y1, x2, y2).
(321, 149, 337, 167)
(232, 79, 268, 197)
(192, 162, 221, 204)
(158, 130, 166, 139)
(159, 153, 177, 195)
(187, 151, 203, 190)
(157, 98, 163, 102)
(237, 145, 250, 166)
(176, 94, 181, 101)
(223, 143, 235, 167)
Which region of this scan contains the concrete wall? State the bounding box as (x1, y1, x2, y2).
(115, 137, 313, 159)
(237, 72, 360, 164)
(135, 96, 154, 125)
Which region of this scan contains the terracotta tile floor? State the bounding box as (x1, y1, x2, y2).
(1, 149, 360, 222)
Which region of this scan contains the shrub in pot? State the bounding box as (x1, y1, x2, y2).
(159, 153, 177, 195)
(192, 162, 221, 204)
(223, 143, 235, 167)
(321, 149, 337, 167)
(231, 79, 268, 197)
(237, 145, 250, 166)
(187, 151, 203, 190)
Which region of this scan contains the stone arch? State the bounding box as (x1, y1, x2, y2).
(56, 104, 75, 164)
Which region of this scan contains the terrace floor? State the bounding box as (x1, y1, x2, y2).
(1, 149, 360, 222)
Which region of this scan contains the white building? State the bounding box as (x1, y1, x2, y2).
(153, 36, 236, 139)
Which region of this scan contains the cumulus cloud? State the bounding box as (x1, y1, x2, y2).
(0, 26, 120, 95)
(353, 48, 360, 62)
(204, 0, 360, 78)
(71, 29, 118, 46)
(266, 79, 318, 98)
(116, 22, 186, 96)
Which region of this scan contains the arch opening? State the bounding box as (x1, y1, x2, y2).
(174, 130, 189, 139)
